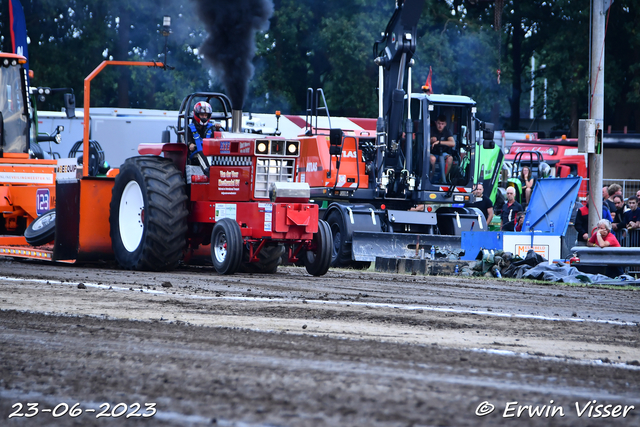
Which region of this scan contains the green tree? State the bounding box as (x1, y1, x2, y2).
(605, 0, 640, 131)
(2, 0, 213, 110)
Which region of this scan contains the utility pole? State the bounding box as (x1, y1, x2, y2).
(587, 0, 607, 235)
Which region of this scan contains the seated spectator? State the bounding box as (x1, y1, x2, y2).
(518, 166, 535, 206)
(502, 211, 525, 232)
(587, 219, 620, 248)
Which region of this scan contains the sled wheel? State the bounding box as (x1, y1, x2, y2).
(211, 218, 243, 275)
(303, 220, 332, 276)
(239, 244, 284, 274)
(350, 261, 371, 270)
(326, 210, 354, 268)
(110, 156, 188, 271)
(24, 209, 56, 246)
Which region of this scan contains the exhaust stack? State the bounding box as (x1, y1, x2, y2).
(232, 109, 243, 133)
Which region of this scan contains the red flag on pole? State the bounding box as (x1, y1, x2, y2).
(422, 66, 433, 94)
(8, 0, 29, 78)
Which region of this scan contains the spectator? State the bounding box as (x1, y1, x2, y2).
(501, 187, 523, 230)
(621, 196, 640, 231)
(519, 166, 535, 206)
(604, 184, 621, 217)
(502, 211, 525, 232)
(466, 183, 494, 225)
(574, 194, 613, 244)
(611, 194, 628, 232)
(514, 211, 525, 231)
(587, 219, 620, 248)
(602, 186, 609, 202)
(636, 189, 640, 199)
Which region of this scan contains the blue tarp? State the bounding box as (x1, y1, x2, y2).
(522, 176, 582, 234)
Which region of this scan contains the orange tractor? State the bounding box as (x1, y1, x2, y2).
(0, 52, 63, 250)
(0, 60, 331, 276)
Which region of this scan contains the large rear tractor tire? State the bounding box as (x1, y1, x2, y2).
(303, 220, 332, 276)
(24, 209, 56, 246)
(239, 244, 284, 274)
(110, 156, 188, 271)
(211, 218, 243, 275)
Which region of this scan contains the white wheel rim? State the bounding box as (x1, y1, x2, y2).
(213, 230, 228, 263)
(32, 212, 55, 231)
(119, 181, 145, 252)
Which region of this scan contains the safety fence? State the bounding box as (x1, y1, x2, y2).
(603, 178, 640, 200)
(614, 228, 640, 248)
(614, 228, 640, 275)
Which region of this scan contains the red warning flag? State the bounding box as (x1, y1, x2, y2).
(422, 66, 433, 94)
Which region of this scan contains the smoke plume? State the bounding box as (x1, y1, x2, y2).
(195, 0, 274, 110)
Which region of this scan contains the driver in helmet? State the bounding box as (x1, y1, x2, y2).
(188, 101, 221, 159)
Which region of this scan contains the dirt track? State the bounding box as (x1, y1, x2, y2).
(1, 258, 639, 426)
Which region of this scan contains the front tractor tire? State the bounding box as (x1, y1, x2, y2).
(211, 218, 243, 275)
(303, 220, 332, 276)
(24, 209, 56, 246)
(110, 156, 188, 271)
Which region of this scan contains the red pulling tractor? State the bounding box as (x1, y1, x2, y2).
(112, 92, 332, 275)
(0, 64, 330, 276)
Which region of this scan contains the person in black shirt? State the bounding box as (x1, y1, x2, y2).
(621, 196, 640, 231)
(501, 187, 523, 230)
(429, 114, 455, 182)
(611, 194, 627, 232)
(466, 183, 494, 226)
(604, 183, 621, 218)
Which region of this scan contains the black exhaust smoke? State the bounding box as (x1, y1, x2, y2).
(195, 0, 274, 110)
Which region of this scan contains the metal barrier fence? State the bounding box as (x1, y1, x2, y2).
(603, 178, 640, 200)
(614, 228, 640, 274)
(614, 228, 640, 247)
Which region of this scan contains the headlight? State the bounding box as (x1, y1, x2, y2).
(256, 141, 268, 154)
(286, 141, 299, 156)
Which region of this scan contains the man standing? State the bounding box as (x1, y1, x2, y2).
(621, 196, 640, 231)
(611, 194, 627, 232)
(466, 183, 494, 226)
(604, 184, 621, 218)
(501, 187, 523, 230)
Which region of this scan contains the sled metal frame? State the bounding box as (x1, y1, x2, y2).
(82, 61, 164, 177)
(0, 245, 53, 260)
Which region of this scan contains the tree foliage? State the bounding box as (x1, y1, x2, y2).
(0, 0, 637, 132)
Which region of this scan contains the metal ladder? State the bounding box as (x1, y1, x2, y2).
(305, 88, 332, 136)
